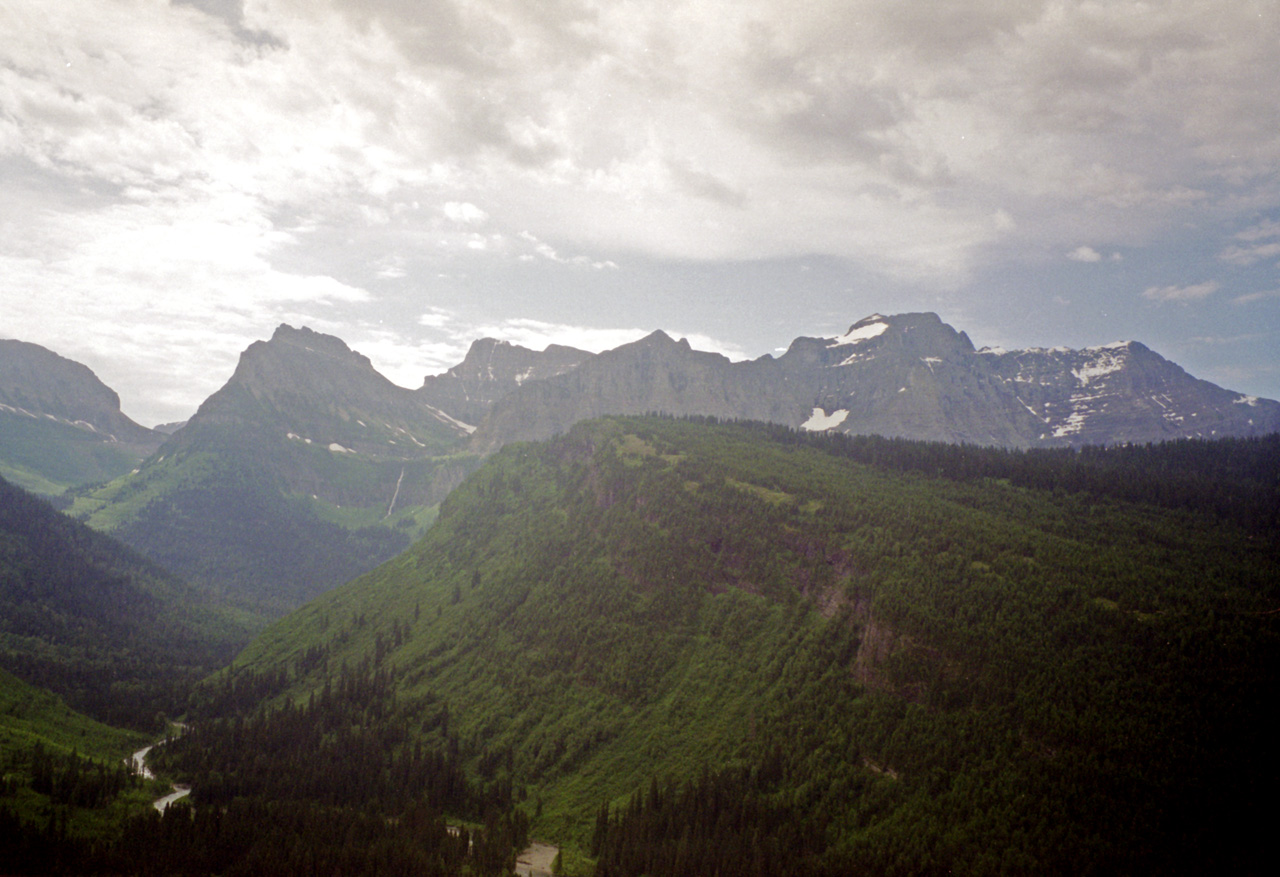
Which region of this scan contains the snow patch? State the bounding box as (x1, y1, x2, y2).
(1234, 395, 1260, 407)
(1053, 409, 1089, 438)
(427, 407, 477, 435)
(1072, 350, 1126, 386)
(801, 407, 849, 432)
(828, 319, 888, 348)
(1018, 399, 1050, 424)
(328, 442, 355, 454)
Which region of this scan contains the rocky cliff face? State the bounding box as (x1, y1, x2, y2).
(469, 331, 803, 452)
(181, 324, 469, 459)
(775, 313, 1045, 445)
(0, 339, 160, 446)
(0, 339, 163, 493)
(978, 340, 1278, 445)
(417, 338, 591, 427)
(466, 313, 1280, 451)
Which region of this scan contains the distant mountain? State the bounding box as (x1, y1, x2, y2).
(46, 315, 1280, 613)
(224, 416, 1279, 872)
(0, 339, 163, 494)
(417, 337, 591, 426)
(0, 475, 246, 730)
(70, 325, 482, 615)
(469, 313, 1280, 450)
(469, 330, 789, 452)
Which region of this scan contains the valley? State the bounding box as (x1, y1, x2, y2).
(1, 318, 1278, 874)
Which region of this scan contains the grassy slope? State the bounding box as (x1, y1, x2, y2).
(68, 430, 475, 615)
(0, 413, 146, 495)
(0, 668, 144, 758)
(223, 417, 1280, 871)
(0, 667, 161, 843)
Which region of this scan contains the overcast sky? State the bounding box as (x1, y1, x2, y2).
(3, 0, 1278, 426)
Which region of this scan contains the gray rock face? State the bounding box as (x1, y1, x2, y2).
(418, 338, 591, 426)
(466, 313, 1280, 451)
(143, 325, 481, 515)
(0, 339, 160, 446)
(181, 324, 469, 459)
(470, 331, 789, 452)
(978, 341, 1280, 445)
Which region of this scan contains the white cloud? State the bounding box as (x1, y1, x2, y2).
(1219, 242, 1280, 266)
(443, 201, 489, 224)
(1233, 289, 1280, 305)
(3, 0, 1280, 414)
(1142, 281, 1221, 302)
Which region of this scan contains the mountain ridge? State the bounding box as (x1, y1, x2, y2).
(0, 339, 164, 494)
(467, 312, 1280, 451)
(68, 325, 482, 614)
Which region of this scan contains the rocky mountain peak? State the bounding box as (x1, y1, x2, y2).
(0, 338, 158, 445)
(464, 311, 1280, 452)
(178, 326, 468, 458)
(418, 337, 591, 426)
(263, 324, 376, 372)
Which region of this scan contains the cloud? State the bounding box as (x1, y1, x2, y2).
(1235, 219, 1280, 242)
(1219, 242, 1280, 266)
(11, 0, 1280, 281)
(1142, 281, 1221, 302)
(1219, 219, 1280, 265)
(4, 0, 1280, 415)
(1233, 289, 1280, 305)
(443, 201, 489, 224)
(468, 319, 650, 354)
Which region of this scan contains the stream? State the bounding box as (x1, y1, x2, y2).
(131, 739, 553, 865)
(128, 739, 191, 812)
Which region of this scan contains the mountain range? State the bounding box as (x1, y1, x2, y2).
(469, 312, 1280, 450)
(5, 313, 1277, 614)
(2, 310, 1278, 872)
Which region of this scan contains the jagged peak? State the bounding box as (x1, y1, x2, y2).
(828, 316, 890, 347)
(609, 330, 692, 353)
(825, 312, 973, 355)
(1084, 340, 1143, 354)
(253, 324, 373, 371)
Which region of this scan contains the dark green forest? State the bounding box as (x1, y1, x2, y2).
(224, 416, 1279, 874)
(0, 476, 247, 729)
(2, 417, 1277, 874)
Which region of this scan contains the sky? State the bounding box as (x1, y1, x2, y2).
(2, 0, 1278, 427)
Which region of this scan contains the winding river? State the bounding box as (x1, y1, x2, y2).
(128, 740, 191, 812)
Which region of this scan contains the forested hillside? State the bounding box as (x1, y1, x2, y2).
(207, 417, 1279, 874)
(0, 476, 248, 729)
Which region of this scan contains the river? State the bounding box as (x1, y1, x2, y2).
(128, 739, 191, 812)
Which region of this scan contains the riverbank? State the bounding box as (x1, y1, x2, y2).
(128, 730, 191, 812)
